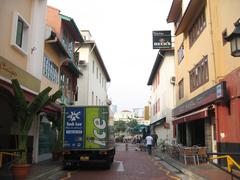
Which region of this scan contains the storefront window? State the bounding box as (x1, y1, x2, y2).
(38, 117, 54, 155)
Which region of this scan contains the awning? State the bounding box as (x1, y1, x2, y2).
(172, 107, 209, 125)
(151, 117, 166, 127)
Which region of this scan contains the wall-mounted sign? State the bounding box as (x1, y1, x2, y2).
(152, 31, 172, 49)
(0, 56, 40, 92)
(172, 81, 227, 117)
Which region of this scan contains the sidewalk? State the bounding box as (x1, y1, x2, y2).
(26, 160, 65, 180)
(152, 147, 240, 180)
(0, 160, 65, 180)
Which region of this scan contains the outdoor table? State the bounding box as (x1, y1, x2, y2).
(0, 149, 24, 168)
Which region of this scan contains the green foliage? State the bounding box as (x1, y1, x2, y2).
(11, 79, 62, 164)
(113, 120, 126, 133)
(127, 119, 138, 128)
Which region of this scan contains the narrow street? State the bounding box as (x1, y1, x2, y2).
(61, 143, 180, 180)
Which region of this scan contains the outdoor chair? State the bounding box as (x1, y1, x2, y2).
(179, 147, 197, 165)
(168, 145, 179, 159)
(196, 146, 207, 163)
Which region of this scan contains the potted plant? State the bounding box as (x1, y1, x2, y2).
(11, 79, 62, 180)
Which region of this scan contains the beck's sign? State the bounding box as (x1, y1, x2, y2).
(152, 31, 172, 49)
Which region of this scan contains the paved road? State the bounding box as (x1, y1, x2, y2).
(61, 143, 180, 180)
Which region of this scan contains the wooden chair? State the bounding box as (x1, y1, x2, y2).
(196, 147, 207, 163)
(180, 147, 197, 165)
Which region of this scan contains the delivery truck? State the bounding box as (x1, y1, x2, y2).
(63, 106, 115, 169)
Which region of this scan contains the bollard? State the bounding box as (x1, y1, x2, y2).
(125, 143, 128, 151)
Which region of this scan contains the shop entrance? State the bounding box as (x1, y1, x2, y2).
(178, 123, 186, 146)
(189, 119, 205, 146)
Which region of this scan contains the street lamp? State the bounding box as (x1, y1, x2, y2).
(224, 19, 240, 57)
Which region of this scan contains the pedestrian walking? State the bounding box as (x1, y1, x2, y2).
(145, 134, 153, 155)
(152, 132, 158, 148)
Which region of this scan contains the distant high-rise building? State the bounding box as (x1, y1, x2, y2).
(111, 104, 117, 114)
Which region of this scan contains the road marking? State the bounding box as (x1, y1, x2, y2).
(114, 161, 124, 172)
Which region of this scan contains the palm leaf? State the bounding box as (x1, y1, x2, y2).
(48, 89, 62, 103)
(11, 79, 27, 111)
(27, 87, 52, 115)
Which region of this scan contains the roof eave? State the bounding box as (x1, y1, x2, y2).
(167, 0, 182, 23)
(175, 0, 206, 36)
(147, 50, 165, 85)
(60, 14, 84, 43)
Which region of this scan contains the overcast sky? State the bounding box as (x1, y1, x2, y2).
(48, 0, 173, 112)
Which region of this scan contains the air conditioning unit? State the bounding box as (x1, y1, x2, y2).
(79, 60, 87, 67)
(170, 76, 176, 85)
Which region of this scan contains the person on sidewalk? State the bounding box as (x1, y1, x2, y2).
(145, 134, 153, 155)
(152, 132, 158, 148)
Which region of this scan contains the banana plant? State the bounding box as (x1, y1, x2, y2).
(11, 79, 62, 164)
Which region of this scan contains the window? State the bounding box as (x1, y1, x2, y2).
(178, 43, 184, 64)
(62, 29, 68, 50)
(189, 56, 209, 92)
(189, 8, 206, 47)
(92, 91, 94, 105)
(157, 98, 160, 113)
(43, 55, 59, 84)
(16, 19, 24, 47)
(92, 61, 95, 73)
(178, 79, 184, 99)
(11, 12, 29, 55)
(96, 67, 98, 79)
(96, 96, 98, 105)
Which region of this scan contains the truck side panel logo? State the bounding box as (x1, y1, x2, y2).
(64, 107, 85, 149)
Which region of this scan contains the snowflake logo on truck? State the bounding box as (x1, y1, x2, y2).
(67, 111, 81, 122)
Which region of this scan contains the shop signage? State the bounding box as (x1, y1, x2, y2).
(172, 81, 227, 117)
(0, 56, 40, 92)
(64, 106, 85, 149)
(152, 30, 172, 49)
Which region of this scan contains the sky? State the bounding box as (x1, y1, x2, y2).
(47, 0, 173, 112)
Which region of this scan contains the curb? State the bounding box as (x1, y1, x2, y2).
(27, 166, 65, 180)
(157, 155, 205, 180)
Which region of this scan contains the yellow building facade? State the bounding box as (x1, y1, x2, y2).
(168, 0, 240, 155)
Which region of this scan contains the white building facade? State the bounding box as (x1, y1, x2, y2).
(147, 49, 175, 144)
(114, 110, 134, 123)
(75, 30, 111, 106)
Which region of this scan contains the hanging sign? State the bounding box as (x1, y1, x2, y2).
(152, 31, 172, 49)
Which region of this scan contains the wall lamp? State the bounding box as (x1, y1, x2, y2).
(224, 18, 240, 57)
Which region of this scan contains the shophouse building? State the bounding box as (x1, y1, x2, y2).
(75, 30, 111, 106)
(37, 6, 84, 162)
(0, 0, 48, 163)
(147, 49, 175, 144)
(167, 0, 240, 155)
